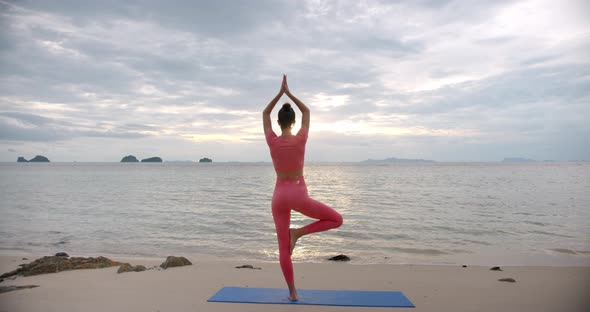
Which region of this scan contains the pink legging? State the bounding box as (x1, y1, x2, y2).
(272, 176, 343, 287)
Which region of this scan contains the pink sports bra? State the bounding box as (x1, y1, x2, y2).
(265, 127, 308, 172)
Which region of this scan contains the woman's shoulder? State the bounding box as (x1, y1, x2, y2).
(296, 127, 309, 141)
(265, 129, 278, 145)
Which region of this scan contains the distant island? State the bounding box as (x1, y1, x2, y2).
(120, 155, 163, 162)
(120, 155, 139, 162)
(501, 157, 537, 163)
(17, 155, 50, 162)
(362, 157, 435, 163)
(141, 157, 163, 163)
(199, 157, 213, 163)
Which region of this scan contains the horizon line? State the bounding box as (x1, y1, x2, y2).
(2, 160, 588, 164)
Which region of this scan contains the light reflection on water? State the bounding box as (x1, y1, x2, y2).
(0, 162, 589, 265)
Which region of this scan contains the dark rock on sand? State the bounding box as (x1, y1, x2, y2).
(462, 265, 467, 268)
(160, 256, 192, 269)
(55, 252, 69, 257)
(22, 258, 28, 260)
(117, 263, 147, 273)
(235, 265, 261, 270)
(0, 285, 40, 294)
(328, 254, 351, 261)
(0, 256, 123, 278)
(0, 278, 3, 283)
(498, 278, 516, 283)
(490, 266, 502, 271)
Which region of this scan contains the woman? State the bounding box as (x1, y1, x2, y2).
(262, 75, 343, 301)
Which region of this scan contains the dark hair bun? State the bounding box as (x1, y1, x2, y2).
(278, 103, 295, 129)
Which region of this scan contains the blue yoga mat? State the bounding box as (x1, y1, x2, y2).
(208, 287, 415, 307)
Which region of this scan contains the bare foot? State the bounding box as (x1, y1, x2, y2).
(289, 229, 299, 255)
(288, 284, 299, 301)
(288, 293, 299, 301)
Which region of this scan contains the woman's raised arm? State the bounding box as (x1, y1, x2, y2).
(262, 76, 287, 133)
(283, 77, 310, 130)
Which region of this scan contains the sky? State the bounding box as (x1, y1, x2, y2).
(0, 0, 589, 162)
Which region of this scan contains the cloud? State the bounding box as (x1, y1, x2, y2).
(0, 0, 588, 161)
(0, 112, 151, 142)
(0, 112, 55, 126)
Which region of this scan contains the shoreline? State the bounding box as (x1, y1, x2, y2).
(1, 254, 589, 311)
(2, 247, 589, 268)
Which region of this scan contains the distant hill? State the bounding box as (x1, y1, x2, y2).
(141, 157, 163, 163)
(121, 155, 139, 162)
(17, 155, 50, 162)
(501, 157, 537, 163)
(199, 157, 213, 163)
(362, 157, 435, 163)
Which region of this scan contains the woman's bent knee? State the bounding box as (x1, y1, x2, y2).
(334, 212, 343, 228)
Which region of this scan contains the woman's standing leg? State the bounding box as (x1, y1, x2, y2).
(271, 192, 299, 301)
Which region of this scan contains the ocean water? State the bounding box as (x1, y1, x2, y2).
(0, 162, 588, 266)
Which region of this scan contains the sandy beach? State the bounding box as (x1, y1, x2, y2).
(0, 254, 588, 312)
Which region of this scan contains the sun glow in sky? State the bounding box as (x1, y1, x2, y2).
(0, 0, 589, 162)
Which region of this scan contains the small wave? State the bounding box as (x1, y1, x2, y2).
(530, 230, 574, 238)
(430, 225, 456, 232)
(356, 232, 412, 241)
(523, 221, 546, 226)
(0, 231, 14, 238)
(335, 231, 373, 240)
(428, 226, 510, 237)
(462, 239, 492, 246)
(0, 246, 28, 251)
(389, 247, 449, 255)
